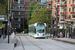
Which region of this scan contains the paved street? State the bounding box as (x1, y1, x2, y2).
(14, 35, 75, 50)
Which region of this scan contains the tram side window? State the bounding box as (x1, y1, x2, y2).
(29, 27, 36, 33)
(34, 28, 36, 33)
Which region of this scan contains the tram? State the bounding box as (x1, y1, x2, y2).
(28, 23, 47, 38)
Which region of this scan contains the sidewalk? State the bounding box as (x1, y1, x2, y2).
(0, 32, 18, 50)
(0, 36, 14, 50)
(52, 38, 75, 44)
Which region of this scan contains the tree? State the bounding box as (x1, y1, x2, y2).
(33, 2, 41, 10)
(29, 7, 51, 27)
(0, 0, 8, 15)
(28, 1, 35, 22)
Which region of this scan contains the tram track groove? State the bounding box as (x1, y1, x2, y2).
(24, 36, 43, 50)
(19, 36, 25, 50)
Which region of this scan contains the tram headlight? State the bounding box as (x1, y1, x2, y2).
(43, 34, 44, 36)
(37, 34, 39, 36)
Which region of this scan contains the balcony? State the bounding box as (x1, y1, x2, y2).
(61, 4, 67, 7)
(61, 1, 67, 7)
(57, 0, 60, 2)
(71, 4, 75, 7)
(71, 12, 75, 14)
(13, 21, 21, 24)
(13, 2, 25, 5)
(47, 5, 52, 10)
(61, 12, 67, 15)
(47, 0, 53, 4)
(13, 14, 25, 18)
(14, 2, 18, 4)
(12, 8, 25, 11)
(47, 8, 52, 10)
(57, 7, 60, 10)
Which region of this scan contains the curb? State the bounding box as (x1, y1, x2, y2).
(52, 38, 75, 44)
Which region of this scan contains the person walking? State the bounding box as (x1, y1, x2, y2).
(60, 32, 63, 38)
(3, 29, 6, 39)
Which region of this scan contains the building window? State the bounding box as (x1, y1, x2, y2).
(14, 0, 18, 2)
(69, 8, 71, 12)
(65, 15, 66, 19)
(69, 0, 71, 4)
(20, 0, 24, 4)
(73, 0, 75, 4)
(69, 16, 71, 19)
(30, 0, 33, 2)
(73, 15, 75, 18)
(72, 7, 75, 12)
(38, 0, 41, 3)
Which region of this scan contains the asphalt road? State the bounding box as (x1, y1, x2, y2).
(14, 36, 75, 50)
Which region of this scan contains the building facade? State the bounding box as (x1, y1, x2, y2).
(10, 0, 47, 32)
(47, 0, 75, 29)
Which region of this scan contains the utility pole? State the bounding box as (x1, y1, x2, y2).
(8, 0, 10, 43)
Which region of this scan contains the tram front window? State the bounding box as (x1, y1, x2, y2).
(37, 29, 44, 33)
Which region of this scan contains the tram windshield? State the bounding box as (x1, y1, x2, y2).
(37, 23, 44, 26)
(37, 29, 44, 33)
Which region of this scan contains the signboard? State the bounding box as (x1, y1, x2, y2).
(0, 18, 4, 21)
(67, 21, 73, 24)
(67, 22, 71, 24)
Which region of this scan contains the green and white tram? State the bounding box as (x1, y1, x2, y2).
(28, 23, 47, 38)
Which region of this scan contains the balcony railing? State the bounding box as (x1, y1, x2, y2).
(13, 2, 25, 5)
(61, 12, 67, 15)
(13, 14, 25, 18)
(14, 2, 18, 4)
(13, 9, 25, 11)
(47, 0, 53, 4)
(13, 6, 25, 11)
(71, 10, 75, 14)
(71, 3, 75, 7)
(61, 1, 67, 7)
(13, 20, 21, 24)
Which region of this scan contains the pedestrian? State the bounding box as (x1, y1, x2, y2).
(60, 32, 63, 38)
(3, 29, 6, 39)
